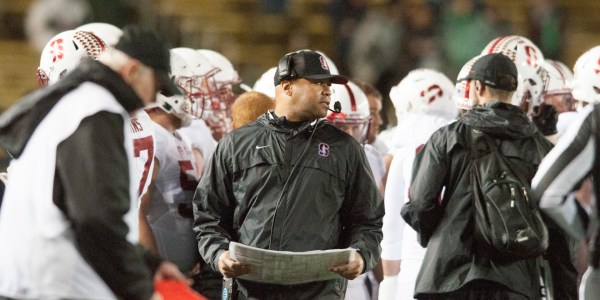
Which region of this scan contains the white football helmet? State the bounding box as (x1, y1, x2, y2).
(197, 49, 242, 110)
(327, 81, 371, 143)
(197, 49, 241, 86)
(571, 46, 600, 104)
(155, 94, 193, 127)
(76, 22, 122, 47)
(152, 50, 201, 127)
(36, 29, 107, 87)
(171, 47, 225, 120)
(389, 68, 458, 122)
(252, 67, 277, 99)
(454, 54, 485, 111)
(542, 60, 575, 113)
(481, 35, 546, 114)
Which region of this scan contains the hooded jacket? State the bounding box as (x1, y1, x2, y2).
(401, 100, 553, 299)
(193, 112, 384, 299)
(0, 60, 160, 300)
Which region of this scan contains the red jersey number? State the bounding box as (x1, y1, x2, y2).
(133, 136, 154, 197)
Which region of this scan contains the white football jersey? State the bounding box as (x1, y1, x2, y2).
(364, 144, 385, 187)
(129, 109, 155, 199)
(556, 111, 579, 140)
(371, 137, 389, 158)
(146, 122, 200, 274)
(381, 113, 453, 300)
(377, 126, 397, 154)
(178, 119, 217, 168)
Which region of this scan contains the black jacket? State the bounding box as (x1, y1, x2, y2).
(193, 112, 384, 299)
(0, 60, 160, 300)
(401, 101, 554, 299)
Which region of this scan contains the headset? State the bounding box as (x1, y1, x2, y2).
(277, 51, 298, 80)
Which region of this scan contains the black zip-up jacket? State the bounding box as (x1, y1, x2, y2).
(193, 112, 384, 299)
(0, 60, 161, 300)
(401, 101, 578, 299)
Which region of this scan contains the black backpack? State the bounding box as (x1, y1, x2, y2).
(468, 128, 549, 261)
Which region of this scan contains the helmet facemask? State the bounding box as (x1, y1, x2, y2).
(328, 81, 372, 144)
(328, 113, 372, 144)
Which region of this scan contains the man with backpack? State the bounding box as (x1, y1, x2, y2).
(401, 53, 554, 299)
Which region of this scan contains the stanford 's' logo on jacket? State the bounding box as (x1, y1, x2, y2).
(318, 143, 329, 157)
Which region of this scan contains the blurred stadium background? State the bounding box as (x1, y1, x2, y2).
(0, 0, 599, 119)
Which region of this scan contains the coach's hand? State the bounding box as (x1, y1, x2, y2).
(329, 251, 364, 280)
(218, 250, 252, 278)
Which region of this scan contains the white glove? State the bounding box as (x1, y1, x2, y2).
(378, 275, 398, 300)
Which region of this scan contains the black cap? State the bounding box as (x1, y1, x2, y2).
(464, 53, 518, 91)
(114, 26, 181, 96)
(274, 50, 348, 86)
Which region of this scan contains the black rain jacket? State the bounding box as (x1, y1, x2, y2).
(193, 112, 384, 299)
(401, 101, 557, 299)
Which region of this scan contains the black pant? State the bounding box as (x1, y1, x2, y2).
(192, 268, 223, 300)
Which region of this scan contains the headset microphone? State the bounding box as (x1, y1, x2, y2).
(328, 101, 342, 113)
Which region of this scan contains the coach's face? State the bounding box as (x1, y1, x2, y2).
(284, 78, 332, 122)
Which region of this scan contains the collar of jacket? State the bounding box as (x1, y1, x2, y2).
(458, 99, 537, 139)
(259, 111, 321, 135)
(0, 59, 144, 158)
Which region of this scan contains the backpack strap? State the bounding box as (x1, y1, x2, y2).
(467, 127, 530, 185)
(466, 127, 496, 160)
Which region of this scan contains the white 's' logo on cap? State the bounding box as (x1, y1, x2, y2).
(319, 56, 329, 71)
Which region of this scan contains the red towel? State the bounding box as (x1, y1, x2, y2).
(155, 279, 208, 300)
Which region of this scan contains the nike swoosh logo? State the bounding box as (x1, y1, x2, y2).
(255, 145, 270, 149)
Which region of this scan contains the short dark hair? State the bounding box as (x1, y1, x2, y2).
(495, 74, 518, 92)
(483, 81, 515, 101)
